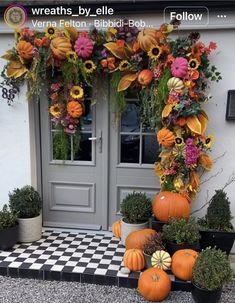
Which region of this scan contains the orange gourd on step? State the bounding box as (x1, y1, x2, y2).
(16, 41, 33, 60)
(153, 192, 190, 222)
(125, 229, 156, 250)
(137, 28, 157, 51)
(112, 220, 121, 238)
(123, 249, 145, 271)
(157, 128, 175, 147)
(171, 249, 198, 281)
(67, 101, 83, 118)
(138, 268, 171, 301)
(50, 37, 72, 60)
(138, 69, 153, 86)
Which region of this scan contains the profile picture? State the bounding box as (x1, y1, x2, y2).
(4, 4, 27, 28)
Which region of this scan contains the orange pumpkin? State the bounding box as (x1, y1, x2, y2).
(157, 128, 175, 147)
(153, 192, 190, 222)
(16, 41, 33, 60)
(112, 220, 121, 238)
(125, 229, 156, 250)
(123, 249, 145, 271)
(138, 268, 171, 301)
(171, 249, 198, 281)
(137, 28, 158, 51)
(67, 101, 83, 118)
(50, 37, 72, 60)
(138, 69, 153, 86)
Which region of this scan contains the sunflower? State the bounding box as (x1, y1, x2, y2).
(70, 85, 84, 99)
(45, 26, 59, 39)
(204, 134, 214, 149)
(175, 137, 184, 147)
(66, 51, 78, 64)
(188, 58, 200, 70)
(160, 175, 166, 184)
(118, 60, 129, 71)
(148, 45, 162, 60)
(49, 104, 62, 118)
(84, 60, 97, 73)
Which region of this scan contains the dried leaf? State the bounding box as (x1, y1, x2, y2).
(186, 116, 201, 135)
(198, 111, 208, 134)
(1, 50, 15, 61)
(117, 73, 137, 92)
(162, 104, 174, 118)
(104, 42, 132, 60)
(6, 61, 28, 79)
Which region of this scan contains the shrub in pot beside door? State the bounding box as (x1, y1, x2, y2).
(198, 189, 235, 255)
(9, 185, 42, 243)
(120, 192, 152, 245)
(162, 217, 201, 256)
(0, 204, 18, 250)
(192, 247, 232, 303)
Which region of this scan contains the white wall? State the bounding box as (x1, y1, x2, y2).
(0, 14, 234, 252)
(0, 35, 31, 208)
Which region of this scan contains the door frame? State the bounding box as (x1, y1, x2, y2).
(28, 81, 110, 230)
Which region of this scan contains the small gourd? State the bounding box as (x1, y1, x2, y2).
(50, 37, 72, 60)
(151, 250, 171, 271)
(112, 220, 121, 238)
(156, 128, 175, 147)
(67, 101, 83, 118)
(171, 57, 188, 78)
(123, 249, 145, 271)
(137, 28, 157, 51)
(167, 77, 184, 92)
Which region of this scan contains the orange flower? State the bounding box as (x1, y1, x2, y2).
(175, 117, 187, 126)
(100, 57, 116, 70)
(50, 92, 58, 102)
(199, 154, 213, 170)
(189, 70, 200, 80)
(34, 37, 49, 48)
(116, 39, 125, 48)
(132, 41, 139, 52)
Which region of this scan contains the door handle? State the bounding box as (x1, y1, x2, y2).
(89, 130, 102, 153)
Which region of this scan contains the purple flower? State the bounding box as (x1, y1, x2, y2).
(101, 48, 108, 58)
(185, 138, 200, 165)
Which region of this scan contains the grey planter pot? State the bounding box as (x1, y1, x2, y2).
(17, 213, 42, 243)
(121, 218, 149, 246)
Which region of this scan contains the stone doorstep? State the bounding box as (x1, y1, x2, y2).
(0, 229, 192, 291)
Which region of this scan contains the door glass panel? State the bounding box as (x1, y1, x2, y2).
(121, 135, 140, 163)
(51, 97, 94, 163)
(142, 135, 158, 164)
(119, 97, 159, 165)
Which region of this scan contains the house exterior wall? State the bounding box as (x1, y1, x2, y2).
(0, 12, 234, 249)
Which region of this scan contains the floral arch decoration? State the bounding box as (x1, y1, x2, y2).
(0, 20, 221, 200)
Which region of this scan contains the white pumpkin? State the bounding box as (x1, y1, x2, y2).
(167, 77, 184, 92)
(151, 250, 172, 271)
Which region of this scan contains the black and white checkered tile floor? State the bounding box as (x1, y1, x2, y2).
(0, 229, 191, 290)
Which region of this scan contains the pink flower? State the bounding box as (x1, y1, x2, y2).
(185, 138, 201, 166)
(74, 36, 94, 58)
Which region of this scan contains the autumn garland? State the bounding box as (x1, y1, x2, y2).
(0, 22, 221, 199)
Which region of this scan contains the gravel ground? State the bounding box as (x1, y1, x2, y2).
(0, 276, 234, 303)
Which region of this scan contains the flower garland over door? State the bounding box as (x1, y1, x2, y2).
(0, 20, 221, 200)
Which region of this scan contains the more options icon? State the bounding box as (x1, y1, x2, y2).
(164, 6, 209, 26)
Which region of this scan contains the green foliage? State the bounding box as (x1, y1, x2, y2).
(9, 185, 42, 219)
(0, 204, 17, 230)
(53, 131, 71, 160)
(192, 247, 232, 290)
(143, 233, 165, 255)
(162, 217, 200, 244)
(120, 192, 152, 224)
(201, 190, 233, 231)
(110, 72, 127, 120)
(139, 67, 171, 130)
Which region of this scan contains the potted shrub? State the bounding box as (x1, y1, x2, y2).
(9, 185, 42, 243)
(192, 247, 232, 303)
(162, 217, 200, 255)
(143, 233, 165, 268)
(0, 204, 18, 250)
(120, 192, 152, 245)
(198, 189, 235, 255)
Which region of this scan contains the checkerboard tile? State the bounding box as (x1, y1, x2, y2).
(0, 229, 191, 290)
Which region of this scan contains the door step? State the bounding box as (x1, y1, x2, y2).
(0, 229, 191, 291)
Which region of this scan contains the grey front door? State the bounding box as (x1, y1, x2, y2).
(40, 86, 159, 230)
(40, 86, 109, 230)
